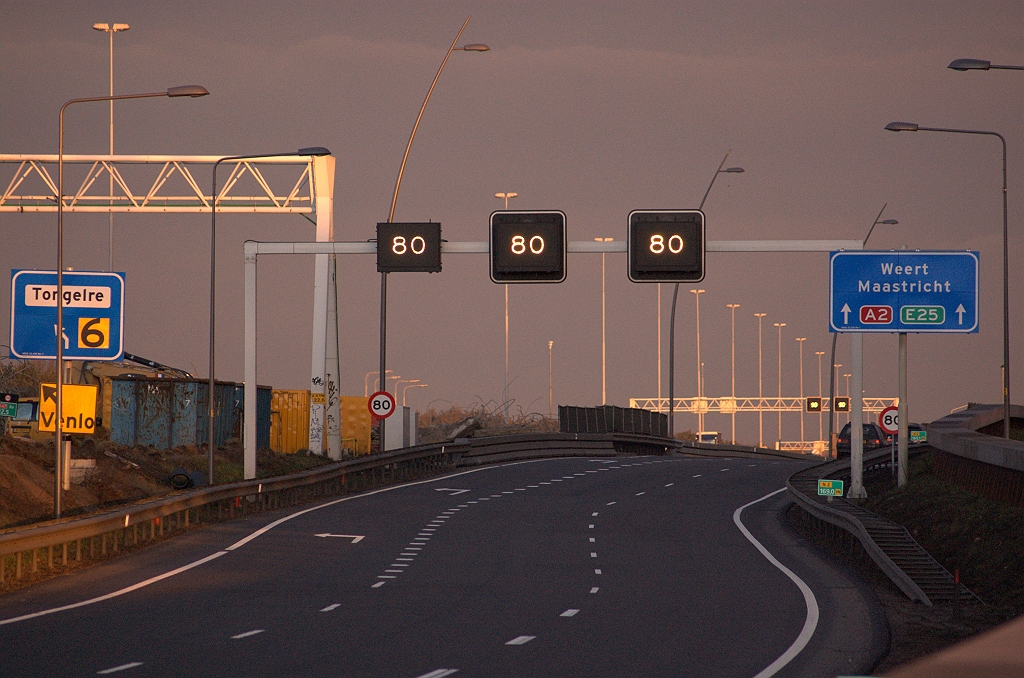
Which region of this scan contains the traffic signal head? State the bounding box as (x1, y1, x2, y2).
(805, 397, 822, 413)
(490, 211, 567, 283)
(628, 210, 705, 283)
(833, 397, 850, 412)
(376, 223, 442, 273)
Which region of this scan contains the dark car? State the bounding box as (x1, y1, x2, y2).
(836, 422, 887, 457)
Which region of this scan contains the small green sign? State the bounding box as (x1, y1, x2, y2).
(818, 479, 844, 497)
(900, 305, 945, 324)
(910, 429, 927, 443)
(0, 403, 17, 418)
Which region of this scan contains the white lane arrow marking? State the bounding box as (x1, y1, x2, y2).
(315, 534, 364, 543)
(956, 304, 966, 325)
(841, 303, 851, 324)
(434, 488, 471, 495)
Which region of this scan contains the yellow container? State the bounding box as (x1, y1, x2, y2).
(270, 390, 310, 454)
(340, 396, 372, 455)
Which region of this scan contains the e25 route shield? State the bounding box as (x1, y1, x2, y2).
(829, 251, 978, 333)
(10, 270, 125, 360)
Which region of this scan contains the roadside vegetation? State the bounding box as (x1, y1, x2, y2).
(0, 434, 334, 530)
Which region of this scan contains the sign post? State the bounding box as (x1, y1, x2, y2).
(879, 405, 899, 479)
(830, 250, 979, 496)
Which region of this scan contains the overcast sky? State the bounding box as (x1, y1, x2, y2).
(2, 1, 1022, 445)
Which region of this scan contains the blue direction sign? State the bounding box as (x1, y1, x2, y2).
(830, 251, 978, 333)
(10, 270, 125, 360)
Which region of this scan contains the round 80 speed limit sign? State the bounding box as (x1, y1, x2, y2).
(878, 406, 898, 435)
(368, 390, 396, 419)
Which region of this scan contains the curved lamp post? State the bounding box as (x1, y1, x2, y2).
(379, 17, 487, 442)
(208, 146, 330, 484)
(56, 85, 209, 518)
(885, 121, 1010, 439)
(667, 150, 743, 437)
(403, 382, 428, 406)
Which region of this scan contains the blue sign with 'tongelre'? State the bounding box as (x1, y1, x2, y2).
(10, 270, 125, 360)
(830, 251, 978, 333)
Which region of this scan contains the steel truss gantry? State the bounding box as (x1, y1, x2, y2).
(1, 153, 341, 461)
(0, 154, 320, 213)
(628, 397, 898, 414)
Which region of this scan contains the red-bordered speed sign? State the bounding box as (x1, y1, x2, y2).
(878, 406, 898, 435)
(368, 390, 396, 419)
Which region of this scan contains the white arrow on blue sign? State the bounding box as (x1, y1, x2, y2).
(830, 251, 978, 333)
(9, 270, 125, 360)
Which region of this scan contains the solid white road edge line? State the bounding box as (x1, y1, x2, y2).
(0, 551, 228, 627)
(733, 487, 820, 678)
(0, 457, 568, 626)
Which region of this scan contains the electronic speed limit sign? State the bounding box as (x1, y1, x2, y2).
(878, 406, 899, 436)
(368, 390, 396, 419)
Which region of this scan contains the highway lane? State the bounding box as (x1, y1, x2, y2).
(0, 454, 884, 677)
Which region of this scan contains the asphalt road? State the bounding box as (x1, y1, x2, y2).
(0, 454, 886, 677)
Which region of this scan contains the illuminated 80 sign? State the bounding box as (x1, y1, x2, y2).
(490, 211, 567, 283)
(627, 210, 705, 283)
(376, 222, 442, 273)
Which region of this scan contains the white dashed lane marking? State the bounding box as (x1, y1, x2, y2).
(560, 609, 580, 617)
(231, 629, 264, 639)
(589, 537, 595, 542)
(372, 581, 386, 588)
(590, 587, 600, 593)
(97, 663, 143, 675)
(665, 483, 674, 487)
(415, 670, 459, 678)
(595, 568, 602, 574)
(636, 491, 646, 496)
(606, 501, 616, 505)
(506, 636, 536, 646)
(693, 474, 702, 478)
(320, 604, 340, 612)
(590, 552, 597, 558)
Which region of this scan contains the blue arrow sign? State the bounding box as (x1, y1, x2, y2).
(9, 270, 125, 360)
(830, 251, 978, 333)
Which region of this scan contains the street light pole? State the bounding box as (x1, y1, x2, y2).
(815, 350, 825, 441)
(92, 22, 129, 271)
(774, 322, 786, 443)
(210, 147, 329, 483)
(382, 16, 487, 443)
(796, 337, 806, 444)
(726, 303, 740, 443)
(754, 313, 766, 447)
(548, 340, 554, 417)
(690, 289, 705, 431)
(496, 192, 518, 418)
(885, 121, 1010, 438)
(667, 151, 744, 440)
(403, 383, 427, 406)
(56, 85, 209, 518)
(596, 237, 614, 404)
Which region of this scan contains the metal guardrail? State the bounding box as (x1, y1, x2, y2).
(0, 431, 814, 589)
(787, 445, 973, 606)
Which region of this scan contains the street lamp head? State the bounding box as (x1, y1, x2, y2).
(461, 44, 490, 51)
(594, 237, 614, 242)
(885, 121, 919, 132)
(722, 167, 745, 173)
(948, 58, 991, 71)
(298, 146, 332, 156)
(94, 23, 130, 33)
(880, 219, 899, 225)
(167, 85, 210, 98)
